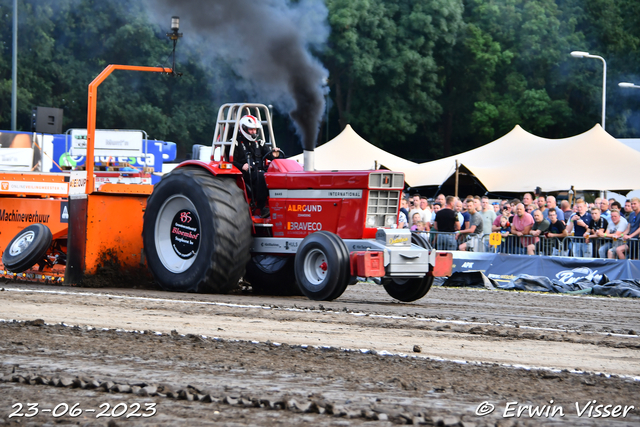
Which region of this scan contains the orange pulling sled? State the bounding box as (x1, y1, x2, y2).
(0, 65, 170, 284)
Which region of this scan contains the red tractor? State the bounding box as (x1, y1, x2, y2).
(142, 103, 451, 301)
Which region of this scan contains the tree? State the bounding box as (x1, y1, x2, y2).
(573, 0, 640, 137)
(439, 0, 580, 156)
(0, 0, 226, 156)
(324, 0, 463, 159)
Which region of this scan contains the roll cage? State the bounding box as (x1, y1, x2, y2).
(211, 103, 277, 164)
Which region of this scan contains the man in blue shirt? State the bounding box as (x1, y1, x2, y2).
(599, 198, 612, 222)
(566, 199, 592, 257)
(615, 197, 640, 259)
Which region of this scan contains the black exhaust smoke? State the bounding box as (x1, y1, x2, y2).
(145, 0, 328, 152)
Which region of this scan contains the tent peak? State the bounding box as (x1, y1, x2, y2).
(340, 124, 359, 136)
(508, 124, 534, 136)
(336, 124, 369, 142)
(575, 122, 612, 139)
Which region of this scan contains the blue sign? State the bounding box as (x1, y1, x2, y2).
(451, 252, 640, 285)
(49, 134, 176, 184)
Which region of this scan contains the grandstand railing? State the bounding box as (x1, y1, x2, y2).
(421, 231, 639, 259)
(480, 234, 639, 259)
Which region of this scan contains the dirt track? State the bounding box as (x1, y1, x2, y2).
(0, 281, 638, 426)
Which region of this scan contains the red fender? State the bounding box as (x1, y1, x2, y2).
(174, 160, 252, 219)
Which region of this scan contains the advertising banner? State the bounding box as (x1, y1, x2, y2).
(486, 254, 640, 285)
(69, 129, 143, 157)
(451, 252, 496, 274)
(451, 252, 640, 285)
(50, 135, 176, 184)
(0, 148, 33, 170)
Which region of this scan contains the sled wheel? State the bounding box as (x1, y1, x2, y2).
(382, 232, 434, 302)
(142, 167, 252, 293)
(245, 254, 301, 296)
(411, 232, 431, 250)
(382, 275, 434, 302)
(294, 232, 349, 301)
(2, 224, 52, 273)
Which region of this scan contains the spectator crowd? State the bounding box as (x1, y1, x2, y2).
(398, 192, 640, 260)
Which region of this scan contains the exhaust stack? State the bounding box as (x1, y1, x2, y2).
(303, 150, 315, 171)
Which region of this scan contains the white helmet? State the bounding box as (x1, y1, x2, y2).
(239, 115, 262, 142)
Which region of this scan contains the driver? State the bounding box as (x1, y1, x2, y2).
(232, 115, 281, 218)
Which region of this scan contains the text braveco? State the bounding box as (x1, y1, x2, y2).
(287, 222, 322, 231)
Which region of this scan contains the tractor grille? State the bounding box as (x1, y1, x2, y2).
(367, 190, 401, 228)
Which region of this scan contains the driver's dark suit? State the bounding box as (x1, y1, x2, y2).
(232, 135, 276, 212)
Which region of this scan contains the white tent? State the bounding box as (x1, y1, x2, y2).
(290, 125, 417, 173)
(404, 124, 640, 193)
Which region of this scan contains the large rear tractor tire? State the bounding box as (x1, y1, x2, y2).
(294, 231, 349, 301)
(245, 254, 301, 296)
(2, 224, 52, 273)
(142, 168, 252, 293)
(382, 231, 434, 302)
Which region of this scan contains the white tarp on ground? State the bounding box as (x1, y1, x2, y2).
(404, 124, 640, 193)
(290, 124, 417, 173)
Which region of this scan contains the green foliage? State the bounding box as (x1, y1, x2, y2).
(324, 0, 464, 157)
(440, 0, 583, 154)
(324, 0, 640, 160)
(576, 0, 640, 138)
(471, 101, 500, 139)
(0, 0, 220, 156)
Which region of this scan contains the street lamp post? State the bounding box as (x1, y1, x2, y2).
(571, 51, 607, 130)
(619, 82, 640, 89)
(11, 0, 17, 131)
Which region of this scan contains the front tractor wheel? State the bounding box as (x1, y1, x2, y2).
(142, 168, 251, 293)
(294, 231, 349, 301)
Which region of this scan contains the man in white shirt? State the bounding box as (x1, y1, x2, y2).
(480, 196, 496, 236)
(409, 196, 431, 225)
(604, 209, 629, 258)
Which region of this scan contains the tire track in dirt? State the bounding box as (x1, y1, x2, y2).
(1, 285, 639, 377)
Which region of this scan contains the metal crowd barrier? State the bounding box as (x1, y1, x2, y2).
(425, 231, 482, 251)
(418, 230, 639, 259)
(561, 235, 639, 259)
(479, 233, 546, 255)
(478, 234, 640, 259)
